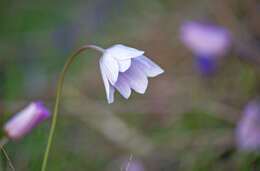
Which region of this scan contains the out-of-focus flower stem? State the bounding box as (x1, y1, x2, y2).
(0, 137, 8, 147)
(125, 154, 133, 171)
(41, 45, 104, 171)
(0, 104, 6, 171)
(0, 137, 15, 171)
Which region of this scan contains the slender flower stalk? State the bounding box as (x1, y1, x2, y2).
(0, 137, 15, 171)
(118, 155, 145, 171)
(0, 137, 8, 147)
(41, 45, 104, 171)
(125, 154, 133, 171)
(0, 137, 9, 171)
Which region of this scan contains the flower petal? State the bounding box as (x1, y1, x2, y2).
(100, 55, 119, 85)
(108, 84, 115, 104)
(123, 64, 148, 94)
(100, 59, 115, 103)
(133, 56, 164, 77)
(180, 21, 231, 56)
(114, 75, 131, 99)
(4, 102, 50, 141)
(106, 44, 144, 60)
(117, 59, 131, 72)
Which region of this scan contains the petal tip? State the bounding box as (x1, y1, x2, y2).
(108, 100, 114, 104)
(125, 91, 131, 99)
(136, 86, 147, 94)
(107, 95, 114, 104)
(157, 68, 164, 75)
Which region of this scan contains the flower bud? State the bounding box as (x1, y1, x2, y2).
(4, 102, 50, 141)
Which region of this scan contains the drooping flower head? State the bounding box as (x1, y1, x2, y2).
(236, 100, 260, 152)
(4, 101, 50, 141)
(180, 21, 231, 76)
(99, 44, 164, 103)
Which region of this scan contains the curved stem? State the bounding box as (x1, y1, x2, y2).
(41, 45, 104, 171)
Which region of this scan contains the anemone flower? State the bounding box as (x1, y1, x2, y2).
(41, 44, 164, 171)
(4, 102, 50, 141)
(99, 44, 164, 103)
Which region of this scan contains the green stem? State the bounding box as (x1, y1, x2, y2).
(41, 45, 104, 171)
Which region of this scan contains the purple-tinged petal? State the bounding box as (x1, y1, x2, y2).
(236, 100, 260, 152)
(133, 56, 164, 77)
(108, 84, 115, 104)
(100, 55, 119, 85)
(114, 75, 131, 99)
(99, 59, 115, 103)
(117, 59, 131, 72)
(34, 101, 51, 121)
(4, 102, 50, 141)
(122, 64, 148, 94)
(99, 44, 164, 103)
(106, 44, 144, 60)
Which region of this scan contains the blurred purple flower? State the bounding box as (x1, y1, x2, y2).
(99, 44, 164, 103)
(180, 21, 231, 76)
(180, 21, 231, 56)
(236, 100, 260, 152)
(4, 102, 50, 141)
(120, 159, 146, 171)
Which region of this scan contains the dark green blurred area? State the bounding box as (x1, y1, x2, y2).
(1, 0, 260, 170)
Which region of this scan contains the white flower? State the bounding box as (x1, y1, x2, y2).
(99, 44, 164, 103)
(4, 102, 50, 141)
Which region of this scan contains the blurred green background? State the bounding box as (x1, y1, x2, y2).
(1, 0, 260, 170)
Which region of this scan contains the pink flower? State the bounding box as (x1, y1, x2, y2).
(4, 102, 50, 141)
